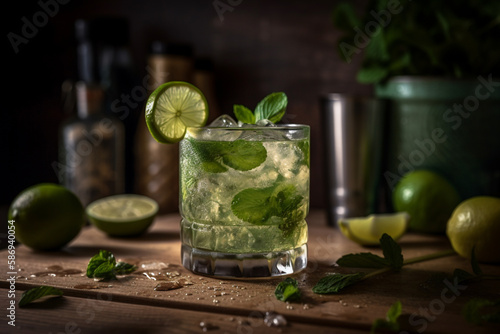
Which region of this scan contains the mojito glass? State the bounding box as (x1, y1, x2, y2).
(180, 124, 310, 278)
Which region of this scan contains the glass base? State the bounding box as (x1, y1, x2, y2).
(181, 244, 307, 278)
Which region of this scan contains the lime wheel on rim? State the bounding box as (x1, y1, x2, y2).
(145, 81, 209, 143)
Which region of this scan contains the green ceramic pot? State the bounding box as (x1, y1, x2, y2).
(376, 76, 500, 200)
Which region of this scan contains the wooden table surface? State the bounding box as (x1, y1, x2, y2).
(1, 210, 499, 334)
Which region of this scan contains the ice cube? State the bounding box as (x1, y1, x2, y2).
(255, 119, 276, 127)
(208, 114, 238, 127)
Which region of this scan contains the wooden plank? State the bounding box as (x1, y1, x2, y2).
(1, 210, 499, 334)
(0, 292, 365, 334)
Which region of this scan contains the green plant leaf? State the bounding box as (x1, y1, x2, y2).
(470, 247, 482, 276)
(19, 286, 63, 307)
(231, 183, 304, 225)
(114, 262, 137, 275)
(254, 92, 287, 123)
(231, 186, 275, 224)
(337, 252, 390, 268)
(371, 300, 402, 333)
(233, 104, 255, 124)
(356, 66, 388, 84)
(312, 272, 365, 294)
(275, 277, 301, 302)
(380, 233, 403, 270)
(92, 262, 117, 280)
(463, 298, 500, 325)
(332, 2, 361, 31)
(86, 250, 136, 281)
(190, 139, 267, 173)
(86, 249, 116, 278)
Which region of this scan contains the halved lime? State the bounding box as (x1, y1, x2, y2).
(86, 195, 159, 236)
(338, 212, 409, 246)
(145, 81, 209, 143)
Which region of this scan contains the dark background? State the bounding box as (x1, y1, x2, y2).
(3, 0, 372, 220)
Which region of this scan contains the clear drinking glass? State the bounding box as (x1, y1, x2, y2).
(179, 124, 310, 278)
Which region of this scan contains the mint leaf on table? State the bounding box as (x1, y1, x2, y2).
(462, 298, 500, 325)
(371, 300, 402, 333)
(312, 272, 365, 294)
(275, 277, 301, 302)
(114, 262, 137, 275)
(336, 233, 403, 270)
(233, 104, 255, 124)
(86, 249, 116, 278)
(233, 92, 287, 124)
(86, 250, 136, 281)
(190, 140, 267, 173)
(470, 246, 482, 276)
(380, 233, 404, 270)
(337, 252, 390, 268)
(19, 286, 63, 307)
(254, 92, 287, 123)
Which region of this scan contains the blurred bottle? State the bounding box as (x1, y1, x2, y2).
(75, 17, 140, 193)
(193, 57, 221, 123)
(134, 41, 194, 214)
(58, 82, 125, 207)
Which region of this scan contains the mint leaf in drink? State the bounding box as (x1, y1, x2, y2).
(275, 277, 301, 302)
(337, 252, 390, 268)
(233, 104, 255, 124)
(380, 233, 403, 270)
(231, 187, 275, 224)
(190, 139, 267, 173)
(254, 92, 287, 123)
(86, 250, 136, 280)
(231, 183, 304, 225)
(222, 141, 267, 171)
(297, 139, 310, 168)
(371, 301, 402, 333)
(19, 286, 63, 307)
(312, 272, 365, 294)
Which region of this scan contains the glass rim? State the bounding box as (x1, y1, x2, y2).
(187, 124, 310, 131)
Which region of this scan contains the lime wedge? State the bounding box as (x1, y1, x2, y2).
(338, 212, 409, 246)
(145, 81, 209, 143)
(86, 195, 159, 236)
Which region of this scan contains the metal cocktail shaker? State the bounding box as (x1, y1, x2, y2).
(321, 94, 386, 226)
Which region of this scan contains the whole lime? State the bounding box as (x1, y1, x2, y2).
(447, 196, 500, 263)
(8, 183, 86, 250)
(393, 170, 461, 233)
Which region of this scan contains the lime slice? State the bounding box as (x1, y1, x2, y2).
(145, 81, 209, 143)
(86, 195, 159, 236)
(338, 212, 409, 246)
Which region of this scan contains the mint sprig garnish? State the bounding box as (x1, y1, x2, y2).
(233, 92, 287, 124)
(275, 277, 301, 302)
(313, 234, 456, 294)
(19, 286, 63, 307)
(86, 250, 137, 280)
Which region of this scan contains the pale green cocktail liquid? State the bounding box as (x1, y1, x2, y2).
(179, 125, 309, 277)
